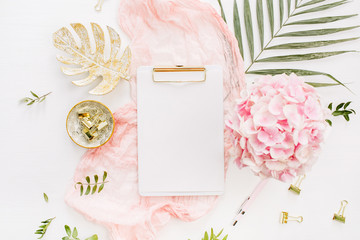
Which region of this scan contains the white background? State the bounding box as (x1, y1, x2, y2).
(1, 0, 360, 239)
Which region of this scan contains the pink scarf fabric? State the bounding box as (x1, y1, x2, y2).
(65, 0, 245, 239)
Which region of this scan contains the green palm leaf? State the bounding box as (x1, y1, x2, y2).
(280, 0, 284, 25)
(299, 0, 326, 8)
(285, 14, 357, 25)
(256, 0, 265, 49)
(217, 0, 227, 23)
(257, 51, 353, 62)
(233, 0, 244, 58)
(277, 26, 360, 37)
(266, 0, 274, 36)
(244, 0, 254, 61)
(294, 0, 348, 16)
(266, 37, 359, 49)
(217, 0, 359, 90)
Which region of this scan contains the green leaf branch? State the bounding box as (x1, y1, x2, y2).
(62, 225, 98, 240)
(75, 171, 108, 196)
(217, 0, 359, 89)
(326, 101, 356, 125)
(34, 217, 55, 239)
(189, 228, 228, 240)
(22, 91, 52, 105)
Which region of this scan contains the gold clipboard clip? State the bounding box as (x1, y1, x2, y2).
(152, 65, 206, 82)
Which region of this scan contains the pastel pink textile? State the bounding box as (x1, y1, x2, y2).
(65, 0, 245, 239)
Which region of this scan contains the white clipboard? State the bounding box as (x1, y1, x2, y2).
(137, 65, 224, 196)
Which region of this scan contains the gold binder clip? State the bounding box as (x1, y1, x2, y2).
(288, 175, 306, 195)
(333, 200, 348, 223)
(280, 212, 303, 224)
(152, 65, 206, 82)
(94, 0, 105, 11)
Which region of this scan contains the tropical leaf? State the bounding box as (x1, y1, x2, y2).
(244, 0, 254, 61)
(278, 26, 360, 37)
(285, 14, 357, 25)
(216, 0, 359, 89)
(233, 0, 244, 58)
(256, 0, 265, 49)
(266, 38, 359, 49)
(257, 51, 353, 62)
(53, 23, 131, 95)
(217, 0, 227, 23)
(294, 0, 349, 16)
(266, 0, 274, 36)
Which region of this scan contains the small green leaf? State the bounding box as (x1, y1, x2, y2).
(333, 110, 352, 116)
(217, 0, 227, 23)
(328, 103, 333, 110)
(256, 0, 264, 49)
(306, 82, 340, 87)
(103, 171, 107, 181)
(344, 102, 351, 109)
(257, 51, 353, 62)
(294, 0, 349, 16)
(72, 227, 78, 238)
(204, 231, 209, 240)
(344, 114, 350, 121)
(92, 185, 97, 194)
(43, 193, 49, 203)
(27, 100, 35, 105)
(86, 176, 90, 183)
(85, 185, 91, 195)
(351, 109, 356, 114)
(85, 234, 99, 240)
(233, 0, 244, 59)
(62, 237, 70, 240)
(39, 97, 46, 103)
(222, 235, 228, 240)
(30, 91, 39, 98)
(65, 225, 71, 237)
(80, 184, 84, 196)
(266, 38, 360, 50)
(286, 15, 357, 25)
(336, 103, 345, 110)
(216, 229, 224, 238)
(244, 0, 254, 61)
(94, 175, 99, 183)
(98, 183, 105, 193)
(266, 0, 274, 36)
(325, 119, 332, 126)
(210, 228, 214, 239)
(277, 26, 360, 37)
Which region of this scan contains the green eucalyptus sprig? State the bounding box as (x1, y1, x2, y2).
(189, 228, 228, 240)
(326, 102, 356, 125)
(34, 217, 55, 239)
(22, 91, 52, 105)
(62, 225, 98, 240)
(75, 171, 108, 196)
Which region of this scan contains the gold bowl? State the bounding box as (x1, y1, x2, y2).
(66, 100, 115, 149)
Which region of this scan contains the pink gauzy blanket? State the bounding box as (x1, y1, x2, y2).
(65, 0, 245, 239)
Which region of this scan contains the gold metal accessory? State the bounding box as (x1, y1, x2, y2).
(333, 200, 348, 223)
(66, 100, 115, 149)
(95, 0, 104, 11)
(288, 175, 306, 195)
(152, 65, 206, 82)
(280, 212, 303, 224)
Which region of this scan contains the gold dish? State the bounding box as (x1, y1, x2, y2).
(66, 100, 114, 148)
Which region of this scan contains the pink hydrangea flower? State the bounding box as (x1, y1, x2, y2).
(226, 74, 329, 182)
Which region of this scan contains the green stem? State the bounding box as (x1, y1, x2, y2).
(245, 0, 304, 73)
